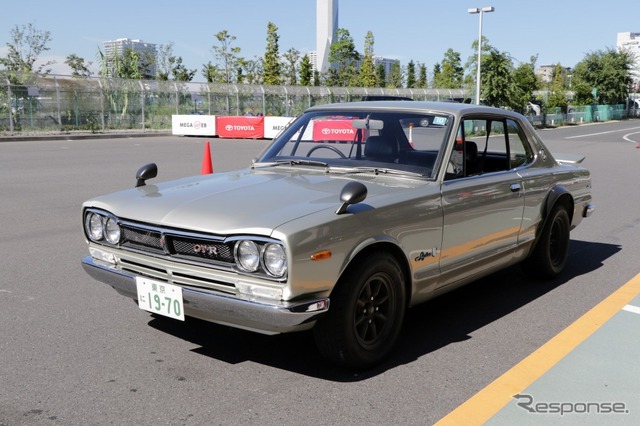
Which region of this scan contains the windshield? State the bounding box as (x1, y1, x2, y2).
(256, 110, 452, 179)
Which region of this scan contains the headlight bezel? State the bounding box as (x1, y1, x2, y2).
(233, 238, 288, 279)
(84, 209, 121, 246)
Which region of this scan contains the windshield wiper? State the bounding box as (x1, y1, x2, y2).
(253, 159, 329, 168)
(329, 166, 425, 177)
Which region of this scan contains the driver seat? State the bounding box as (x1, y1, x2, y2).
(364, 136, 398, 163)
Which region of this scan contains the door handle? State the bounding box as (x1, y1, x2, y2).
(510, 183, 522, 192)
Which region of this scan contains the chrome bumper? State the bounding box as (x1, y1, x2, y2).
(583, 203, 595, 218)
(81, 256, 329, 335)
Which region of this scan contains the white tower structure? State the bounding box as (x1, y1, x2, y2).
(316, 0, 338, 74)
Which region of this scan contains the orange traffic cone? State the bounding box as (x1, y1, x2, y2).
(201, 141, 213, 174)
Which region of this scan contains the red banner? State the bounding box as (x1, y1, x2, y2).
(217, 116, 265, 139)
(312, 119, 357, 141)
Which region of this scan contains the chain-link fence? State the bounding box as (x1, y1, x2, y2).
(1, 72, 471, 133)
(3, 72, 637, 134)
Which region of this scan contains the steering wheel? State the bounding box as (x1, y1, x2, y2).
(306, 145, 347, 159)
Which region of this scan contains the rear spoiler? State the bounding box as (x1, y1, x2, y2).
(554, 153, 586, 165)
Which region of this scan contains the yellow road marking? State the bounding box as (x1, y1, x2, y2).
(436, 272, 640, 425)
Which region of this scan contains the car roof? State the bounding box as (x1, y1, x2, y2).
(306, 101, 520, 119)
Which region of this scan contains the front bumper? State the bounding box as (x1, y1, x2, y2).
(81, 256, 329, 335)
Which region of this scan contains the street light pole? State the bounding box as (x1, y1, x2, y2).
(468, 6, 494, 105)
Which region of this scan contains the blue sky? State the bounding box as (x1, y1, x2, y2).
(0, 0, 636, 79)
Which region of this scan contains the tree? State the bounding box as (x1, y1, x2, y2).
(65, 54, 92, 77)
(418, 63, 428, 88)
(434, 48, 463, 88)
(480, 49, 515, 108)
(406, 60, 416, 89)
(157, 43, 195, 81)
(387, 61, 403, 88)
(432, 63, 442, 88)
(511, 55, 540, 112)
(572, 48, 635, 105)
(240, 57, 262, 84)
(299, 54, 312, 86)
(359, 31, 376, 88)
(212, 30, 242, 84)
(326, 28, 360, 86)
(283, 48, 300, 85)
(545, 63, 569, 111)
(0, 23, 55, 75)
(202, 62, 221, 83)
(375, 63, 386, 87)
(263, 22, 282, 85)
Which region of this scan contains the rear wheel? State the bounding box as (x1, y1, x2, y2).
(523, 205, 570, 279)
(314, 252, 406, 370)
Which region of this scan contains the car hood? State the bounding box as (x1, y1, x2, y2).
(85, 168, 431, 235)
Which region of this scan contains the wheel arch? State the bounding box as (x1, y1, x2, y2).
(544, 185, 574, 224)
(528, 184, 574, 256)
(337, 240, 412, 307)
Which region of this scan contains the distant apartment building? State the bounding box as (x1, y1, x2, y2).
(617, 32, 640, 84)
(535, 64, 571, 85)
(102, 38, 157, 78)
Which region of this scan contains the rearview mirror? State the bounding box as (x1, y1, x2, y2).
(352, 119, 384, 130)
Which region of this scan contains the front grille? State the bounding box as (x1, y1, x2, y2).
(119, 222, 235, 265)
(122, 227, 163, 253)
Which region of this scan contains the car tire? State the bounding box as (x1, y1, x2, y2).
(313, 252, 406, 370)
(523, 205, 570, 279)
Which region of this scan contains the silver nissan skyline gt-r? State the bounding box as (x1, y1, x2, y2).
(81, 101, 594, 369)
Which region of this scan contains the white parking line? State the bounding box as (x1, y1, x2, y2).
(622, 304, 640, 314)
(622, 132, 640, 143)
(565, 126, 640, 139)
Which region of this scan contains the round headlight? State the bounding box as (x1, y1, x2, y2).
(86, 213, 104, 241)
(104, 217, 121, 244)
(263, 244, 287, 277)
(236, 240, 260, 272)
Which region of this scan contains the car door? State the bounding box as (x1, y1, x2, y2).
(437, 116, 528, 288)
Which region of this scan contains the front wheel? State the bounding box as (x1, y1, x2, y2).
(523, 205, 570, 279)
(313, 252, 406, 370)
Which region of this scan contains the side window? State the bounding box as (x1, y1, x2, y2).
(446, 117, 531, 180)
(506, 119, 534, 168)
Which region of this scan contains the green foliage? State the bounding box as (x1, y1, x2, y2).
(359, 31, 376, 88)
(387, 61, 403, 88)
(0, 23, 54, 76)
(299, 54, 312, 86)
(157, 43, 195, 82)
(263, 22, 282, 85)
(418, 63, 428, 88)
(481, 49, 514, 108)
(571, 48, 635, 105)
(326, 28, 360, 86)
(511, 56, 540, 112)
(375, 63, 386, 87)
(212, 30, 242, 84)
(406, 60, 416, 89)
(283, 48, 300, 85)
(433, 49, 463, 88)
(65, 54, 92, 77)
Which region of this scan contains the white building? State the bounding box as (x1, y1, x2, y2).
(316, 0, 338, 74)
(617, 32, 640, 84)
(102, 38, 157, 78)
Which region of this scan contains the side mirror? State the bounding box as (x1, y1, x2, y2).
(335, 181, 367, 215)
(135, 163, 158, 187)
